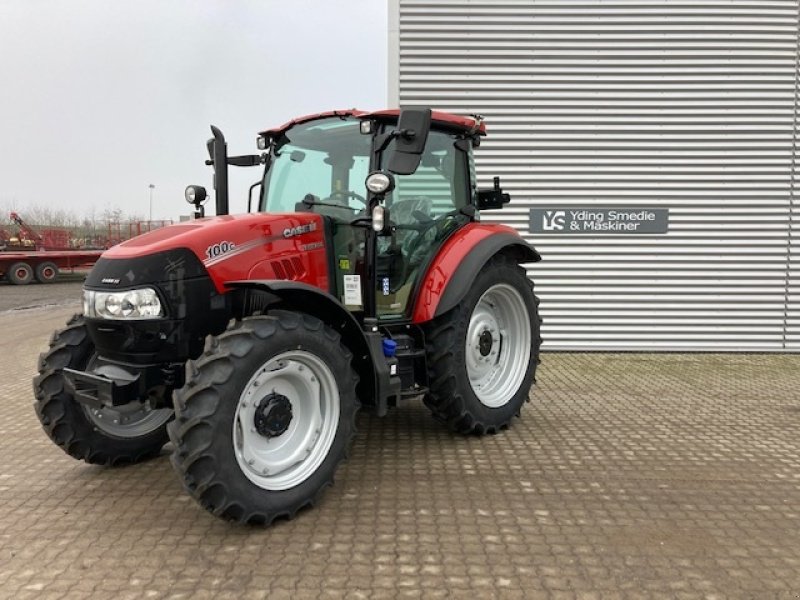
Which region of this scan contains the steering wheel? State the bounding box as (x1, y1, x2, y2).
(322, 190, 368, 207)
(392, 210, 436, 232)
(393, 209, 462, 268)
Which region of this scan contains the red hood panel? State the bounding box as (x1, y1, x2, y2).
(103, 213, 329, 292)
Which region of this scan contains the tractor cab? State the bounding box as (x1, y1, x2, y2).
(257, 111, 475, 319)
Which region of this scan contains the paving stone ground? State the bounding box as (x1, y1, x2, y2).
(1, 303, 799, 599)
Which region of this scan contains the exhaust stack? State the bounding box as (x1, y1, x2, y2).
(207, 125, 229, 216)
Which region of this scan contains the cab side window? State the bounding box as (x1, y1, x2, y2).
(385, 131, 466, 221)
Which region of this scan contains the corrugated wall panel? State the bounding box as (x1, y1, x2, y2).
(392, 0, 800, 351)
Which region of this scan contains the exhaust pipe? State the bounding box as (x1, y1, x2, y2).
(207, 125, 229, 216)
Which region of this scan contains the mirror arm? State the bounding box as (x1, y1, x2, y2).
(375, 131, 399, 154)
(247, 181, 261, 213)
(228, 154, 266, 167)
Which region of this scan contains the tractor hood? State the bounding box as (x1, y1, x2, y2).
(104, 213, 321, 260)
(94, 212, 328, 292)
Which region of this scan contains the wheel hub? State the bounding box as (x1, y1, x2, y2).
(478, 329, 493, 356)
(465, 283, 532, 408)
(234, 351, 341, 491)
(254, 393, 293, 438)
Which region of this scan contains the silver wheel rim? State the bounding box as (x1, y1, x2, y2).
(233, 350, 340, 491)
(466, 283, 531, 408)
(82, 360, 173, 438)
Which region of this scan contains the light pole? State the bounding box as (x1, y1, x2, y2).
(148, 184, 155, 222)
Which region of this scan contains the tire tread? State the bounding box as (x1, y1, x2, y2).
(422, 254, 542, 434)
(168, 310, 359, 525)
(33, 314, 169, 466)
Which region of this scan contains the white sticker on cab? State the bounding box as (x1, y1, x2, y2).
(343, 275, 362, 306)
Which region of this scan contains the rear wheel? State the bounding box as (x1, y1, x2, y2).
(35, 261, 59, 283)
(423, 254, 541, 434)
(168, 310, 359, 524)
(33, 314, 173, 465)
(8, 262, 33, 285)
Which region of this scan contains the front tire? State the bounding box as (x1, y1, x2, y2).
(33, 315, 172, 465)
(423, 254, 541, 434)
(168, 311, 359, 525)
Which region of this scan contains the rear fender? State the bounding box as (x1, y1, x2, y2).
(411, 224, 540, 323)
(225, 280, 383, 413)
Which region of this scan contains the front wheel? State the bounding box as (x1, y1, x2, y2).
(33, 315, 173, 465)
(168, 310, 359, 525)
(423, 254, 541, 434)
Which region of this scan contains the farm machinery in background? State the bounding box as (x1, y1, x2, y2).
(0, 212, 172, 284)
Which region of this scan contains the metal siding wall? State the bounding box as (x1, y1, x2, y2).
(393, 0, 800, 351)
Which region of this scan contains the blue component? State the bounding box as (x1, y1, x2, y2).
(382, 338, 397, 357)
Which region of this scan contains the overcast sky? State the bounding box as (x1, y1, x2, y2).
(0, 0, 387, 222)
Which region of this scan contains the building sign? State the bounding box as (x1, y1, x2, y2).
(530, 208, 669, 234)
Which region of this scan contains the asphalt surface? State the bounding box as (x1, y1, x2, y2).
(0, 300, 799, 598)
(0, 273, 85, 312)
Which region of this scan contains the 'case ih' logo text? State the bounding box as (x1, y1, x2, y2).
(283, 223, 317, 238)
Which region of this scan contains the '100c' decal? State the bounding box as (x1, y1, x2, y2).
(206, 241, 235, 260)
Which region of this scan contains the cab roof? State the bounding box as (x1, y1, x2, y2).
(259, 109, 486, 137)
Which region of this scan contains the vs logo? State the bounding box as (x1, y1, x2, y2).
(543, 210, 566, 231)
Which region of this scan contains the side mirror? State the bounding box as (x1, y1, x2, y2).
(477, 177, 510, 210)
(387, 107, 431, 175)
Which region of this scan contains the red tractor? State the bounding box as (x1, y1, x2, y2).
(33, 108, 542, 524)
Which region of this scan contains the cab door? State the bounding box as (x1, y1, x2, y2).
(376, 129, 473, 320)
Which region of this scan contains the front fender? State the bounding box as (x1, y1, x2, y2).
(411, 223, 540, 323)
(224, 280, 393, 415)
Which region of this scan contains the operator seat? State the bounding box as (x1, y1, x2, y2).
(388, 196, 433, 261)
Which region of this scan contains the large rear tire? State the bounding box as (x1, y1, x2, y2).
(422, 254, 541, 434)
(33, 314, 173, 465)
(168, 310, 359, 525)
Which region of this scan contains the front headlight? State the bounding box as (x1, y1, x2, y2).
(83, 288, 164, 320)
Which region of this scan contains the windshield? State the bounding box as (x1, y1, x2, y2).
(260, 117, 371, 215)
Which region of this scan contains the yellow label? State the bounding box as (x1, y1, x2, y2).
(339, 258, 351, 270)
